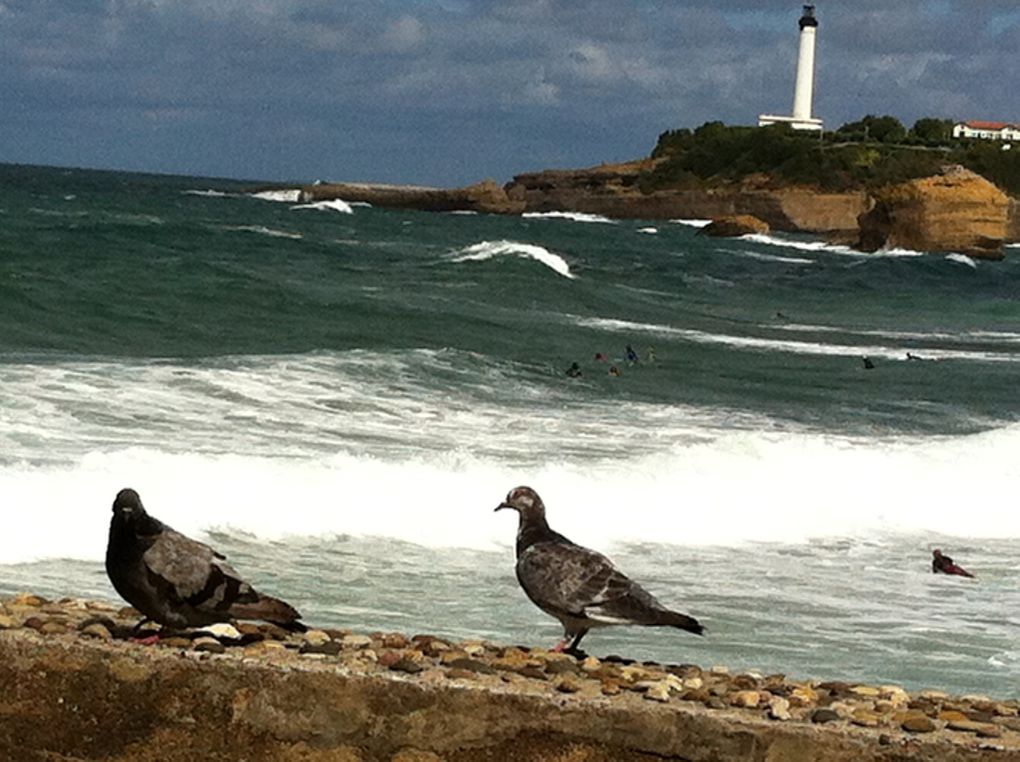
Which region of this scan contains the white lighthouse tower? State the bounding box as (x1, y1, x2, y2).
(759, 5, 824, 131)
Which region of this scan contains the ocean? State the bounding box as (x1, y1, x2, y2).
(1, 163, 1018, 698)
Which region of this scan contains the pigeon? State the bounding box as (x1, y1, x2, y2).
(495, 486, 704, 654)
(932, 549, 975, 578)
(105, 488, 306, 633)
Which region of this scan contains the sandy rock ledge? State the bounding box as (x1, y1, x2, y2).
(0, 594, 1017, 761)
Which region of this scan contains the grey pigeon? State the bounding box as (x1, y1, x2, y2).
(105, 488, 306, 632)
(496, 485, 703, 653)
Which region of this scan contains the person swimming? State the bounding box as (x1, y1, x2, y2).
(932, 549, 975, 578)
(608, 365, 621, 377)
(625, 345, 639, 364)
(566, 362, 582, 378)
(862, 356, 875, 370)
(594, 352, 608, 362)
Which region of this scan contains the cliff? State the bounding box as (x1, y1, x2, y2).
(858, 167, 1010, 259)
(504, 162, 870, 235)
(1, 594, 1018, 761)
(293, 162, 1020, 255)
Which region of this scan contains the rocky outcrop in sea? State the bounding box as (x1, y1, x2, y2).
(858, 166, 1011, 259)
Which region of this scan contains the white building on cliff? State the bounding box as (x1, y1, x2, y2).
(952, 121, 1020, 141)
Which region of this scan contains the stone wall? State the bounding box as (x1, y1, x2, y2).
(0, 595, 1017, 761)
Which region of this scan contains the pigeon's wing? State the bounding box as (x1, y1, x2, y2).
(518, 541, 702, 633)
(516, 542, 642, 622)
(142, 528, 259, 611)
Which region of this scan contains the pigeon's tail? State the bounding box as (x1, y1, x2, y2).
(230, 594, 306, 632)
(274, 617, 309, 634)
(659, 609, 705, 636)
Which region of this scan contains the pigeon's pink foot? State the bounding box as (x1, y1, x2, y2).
(130, 634, 161, 645)
(551, 638, 569, 653)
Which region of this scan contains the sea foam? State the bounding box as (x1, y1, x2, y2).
(221, 224, 303, 240)
(290, 199, 354, 214)
(523, 211, 616, 224)
(250, 189, 302, 203)
(4, 423, 1020, 565)
(452, 240, 576, 279)
(945, 253, 977, 268)
(183, 189, 235, 198)
(740, 233, 855, 255)
(575, 316, 1020, 363)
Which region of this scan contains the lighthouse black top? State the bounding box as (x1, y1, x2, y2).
(800, 5, 818, 29)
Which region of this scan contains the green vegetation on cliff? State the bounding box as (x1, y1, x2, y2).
(643, 117, 1020, 195)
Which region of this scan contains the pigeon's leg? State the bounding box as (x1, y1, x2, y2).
(131, 617, 154, 633)
(564, 628, 589, 657)
(129, 617, 162, 645)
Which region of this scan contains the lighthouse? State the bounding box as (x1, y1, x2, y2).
(759, 5, 824, 131)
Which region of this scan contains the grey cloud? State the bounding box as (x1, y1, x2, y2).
(0, 1, 1017, 184)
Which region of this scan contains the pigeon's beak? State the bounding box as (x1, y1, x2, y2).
(494, 502, 511, 512)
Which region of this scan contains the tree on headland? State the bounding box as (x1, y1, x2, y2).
(836, 115, 907, 144)
(910, 118, 954, 144)
(641, 117, 1020, 195)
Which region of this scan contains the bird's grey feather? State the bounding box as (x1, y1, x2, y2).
(143, 528, 255, 606)
(516, 541, 670, 626)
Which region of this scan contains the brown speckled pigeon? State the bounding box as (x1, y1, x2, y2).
(495, 485, 703, 654)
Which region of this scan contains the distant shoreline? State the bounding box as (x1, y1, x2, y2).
(275, 161, 1020, 258)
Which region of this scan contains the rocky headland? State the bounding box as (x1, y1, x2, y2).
(502, 160, 871, 237)
(295, 160, 1018, 258)
(2, 593, 1018, 761)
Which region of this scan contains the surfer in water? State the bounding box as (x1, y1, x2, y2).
(932, 549, 975, 578)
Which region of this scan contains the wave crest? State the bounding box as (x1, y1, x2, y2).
(523, 211, 616, 224)
(451, 240, 576, 279)
(290, 199, 354, 214)
(250, 189, 301, 203)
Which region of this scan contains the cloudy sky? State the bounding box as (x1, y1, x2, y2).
(2, 1, 1018, 185)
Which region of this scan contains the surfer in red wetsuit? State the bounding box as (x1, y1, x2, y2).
(932, 549, 975, 578)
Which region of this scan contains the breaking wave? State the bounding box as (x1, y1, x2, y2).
(290, 199, 354, 214)
(670, 219, 712, 228)
(221, 224, 303, 240)
(250, 189, 302, 203)
(451, 240, 576, 279)
(523, 211, 616, 224)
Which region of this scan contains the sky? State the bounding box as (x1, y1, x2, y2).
(2, 1, 1018, 186)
